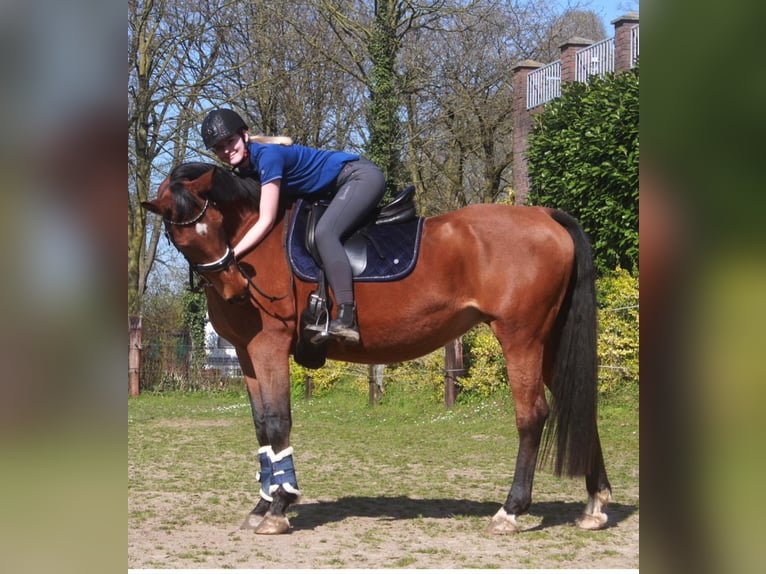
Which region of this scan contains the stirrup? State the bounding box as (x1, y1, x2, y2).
(307, 328, 332, 345)
(306, 320, 360, 345)
(304, 317, 331, 344)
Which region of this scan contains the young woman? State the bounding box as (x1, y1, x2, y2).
(200, 108, 386, 344)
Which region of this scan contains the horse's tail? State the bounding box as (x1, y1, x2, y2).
(541, 209, 600, 477)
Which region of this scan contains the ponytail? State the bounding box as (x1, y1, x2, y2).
(250, 134, 293, 146)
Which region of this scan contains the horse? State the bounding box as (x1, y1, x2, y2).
(142, 162, 612, 535)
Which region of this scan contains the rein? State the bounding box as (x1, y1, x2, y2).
(241, 265, 287, 303)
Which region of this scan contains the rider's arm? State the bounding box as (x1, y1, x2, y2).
(232, 180, 281, 258)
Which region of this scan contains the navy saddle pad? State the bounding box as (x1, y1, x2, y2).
(286, 199, 424, 283)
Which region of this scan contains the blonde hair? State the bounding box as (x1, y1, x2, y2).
(249, 134, 293, 146)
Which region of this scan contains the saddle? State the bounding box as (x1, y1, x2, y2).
(287, 186, 424, 369)
(287, 185, 422, 283)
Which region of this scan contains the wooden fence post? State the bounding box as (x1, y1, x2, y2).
(128, 315, 142, 397)
(368, 364, 384, 405)
(304, 373, 314, 399)
(444, 337, 464, 408)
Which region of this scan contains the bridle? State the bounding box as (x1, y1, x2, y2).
(162, 196, 286, 303)
(162, 198, 236, 281)
(164, 198, 210, 226)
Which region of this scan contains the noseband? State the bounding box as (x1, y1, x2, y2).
(191, 245, 236, 274)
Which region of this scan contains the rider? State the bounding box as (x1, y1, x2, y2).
(200, 108, 386, 344)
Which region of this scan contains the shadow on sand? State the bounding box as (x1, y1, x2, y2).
(288, 495, 637, 531)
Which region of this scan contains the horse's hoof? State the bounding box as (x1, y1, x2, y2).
(576, 511, 608, 530)
(239, 512, 265, 530)
(486, 507, 519, 535)
(254, 512, 291, 535)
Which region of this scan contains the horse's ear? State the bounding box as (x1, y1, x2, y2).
(141, 200, 161, 214)
(185, 167, 216, 196)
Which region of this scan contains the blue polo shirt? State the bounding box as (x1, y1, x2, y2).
(242, 142, 358, 197)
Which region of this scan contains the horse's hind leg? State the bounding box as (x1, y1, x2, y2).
(577, 430, 612, 530)
(488, 334, 612, 533)
(487, 332, 549, 534)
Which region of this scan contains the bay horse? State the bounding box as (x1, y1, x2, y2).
(142, 162, 611, 535)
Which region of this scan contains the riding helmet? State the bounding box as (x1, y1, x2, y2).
(201, 109, 248, 149)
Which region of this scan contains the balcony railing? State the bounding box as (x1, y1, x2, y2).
(526, 24, 639, 109)
(526, 60, 561, 110)
(631, 24, 639, 65)
(575, 37, 615, 82)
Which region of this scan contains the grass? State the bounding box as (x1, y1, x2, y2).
(129, 381, 639, 569)
(129, 380, 638, 499)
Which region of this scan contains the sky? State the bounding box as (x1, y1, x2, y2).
(579, 0, 640, 32)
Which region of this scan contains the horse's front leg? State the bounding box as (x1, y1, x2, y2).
(238, 343, 299, 534)
(238, 383, 277, 530)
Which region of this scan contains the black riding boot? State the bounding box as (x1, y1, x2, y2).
(327, 303, 360, 344)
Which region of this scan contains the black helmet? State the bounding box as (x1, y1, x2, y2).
(200, 109, 248, 149)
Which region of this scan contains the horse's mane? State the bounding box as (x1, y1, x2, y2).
(168, 162, 261, 221)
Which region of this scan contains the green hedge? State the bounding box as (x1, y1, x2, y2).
(595, 267, 639, 393)
(526, 67, 639, 275)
